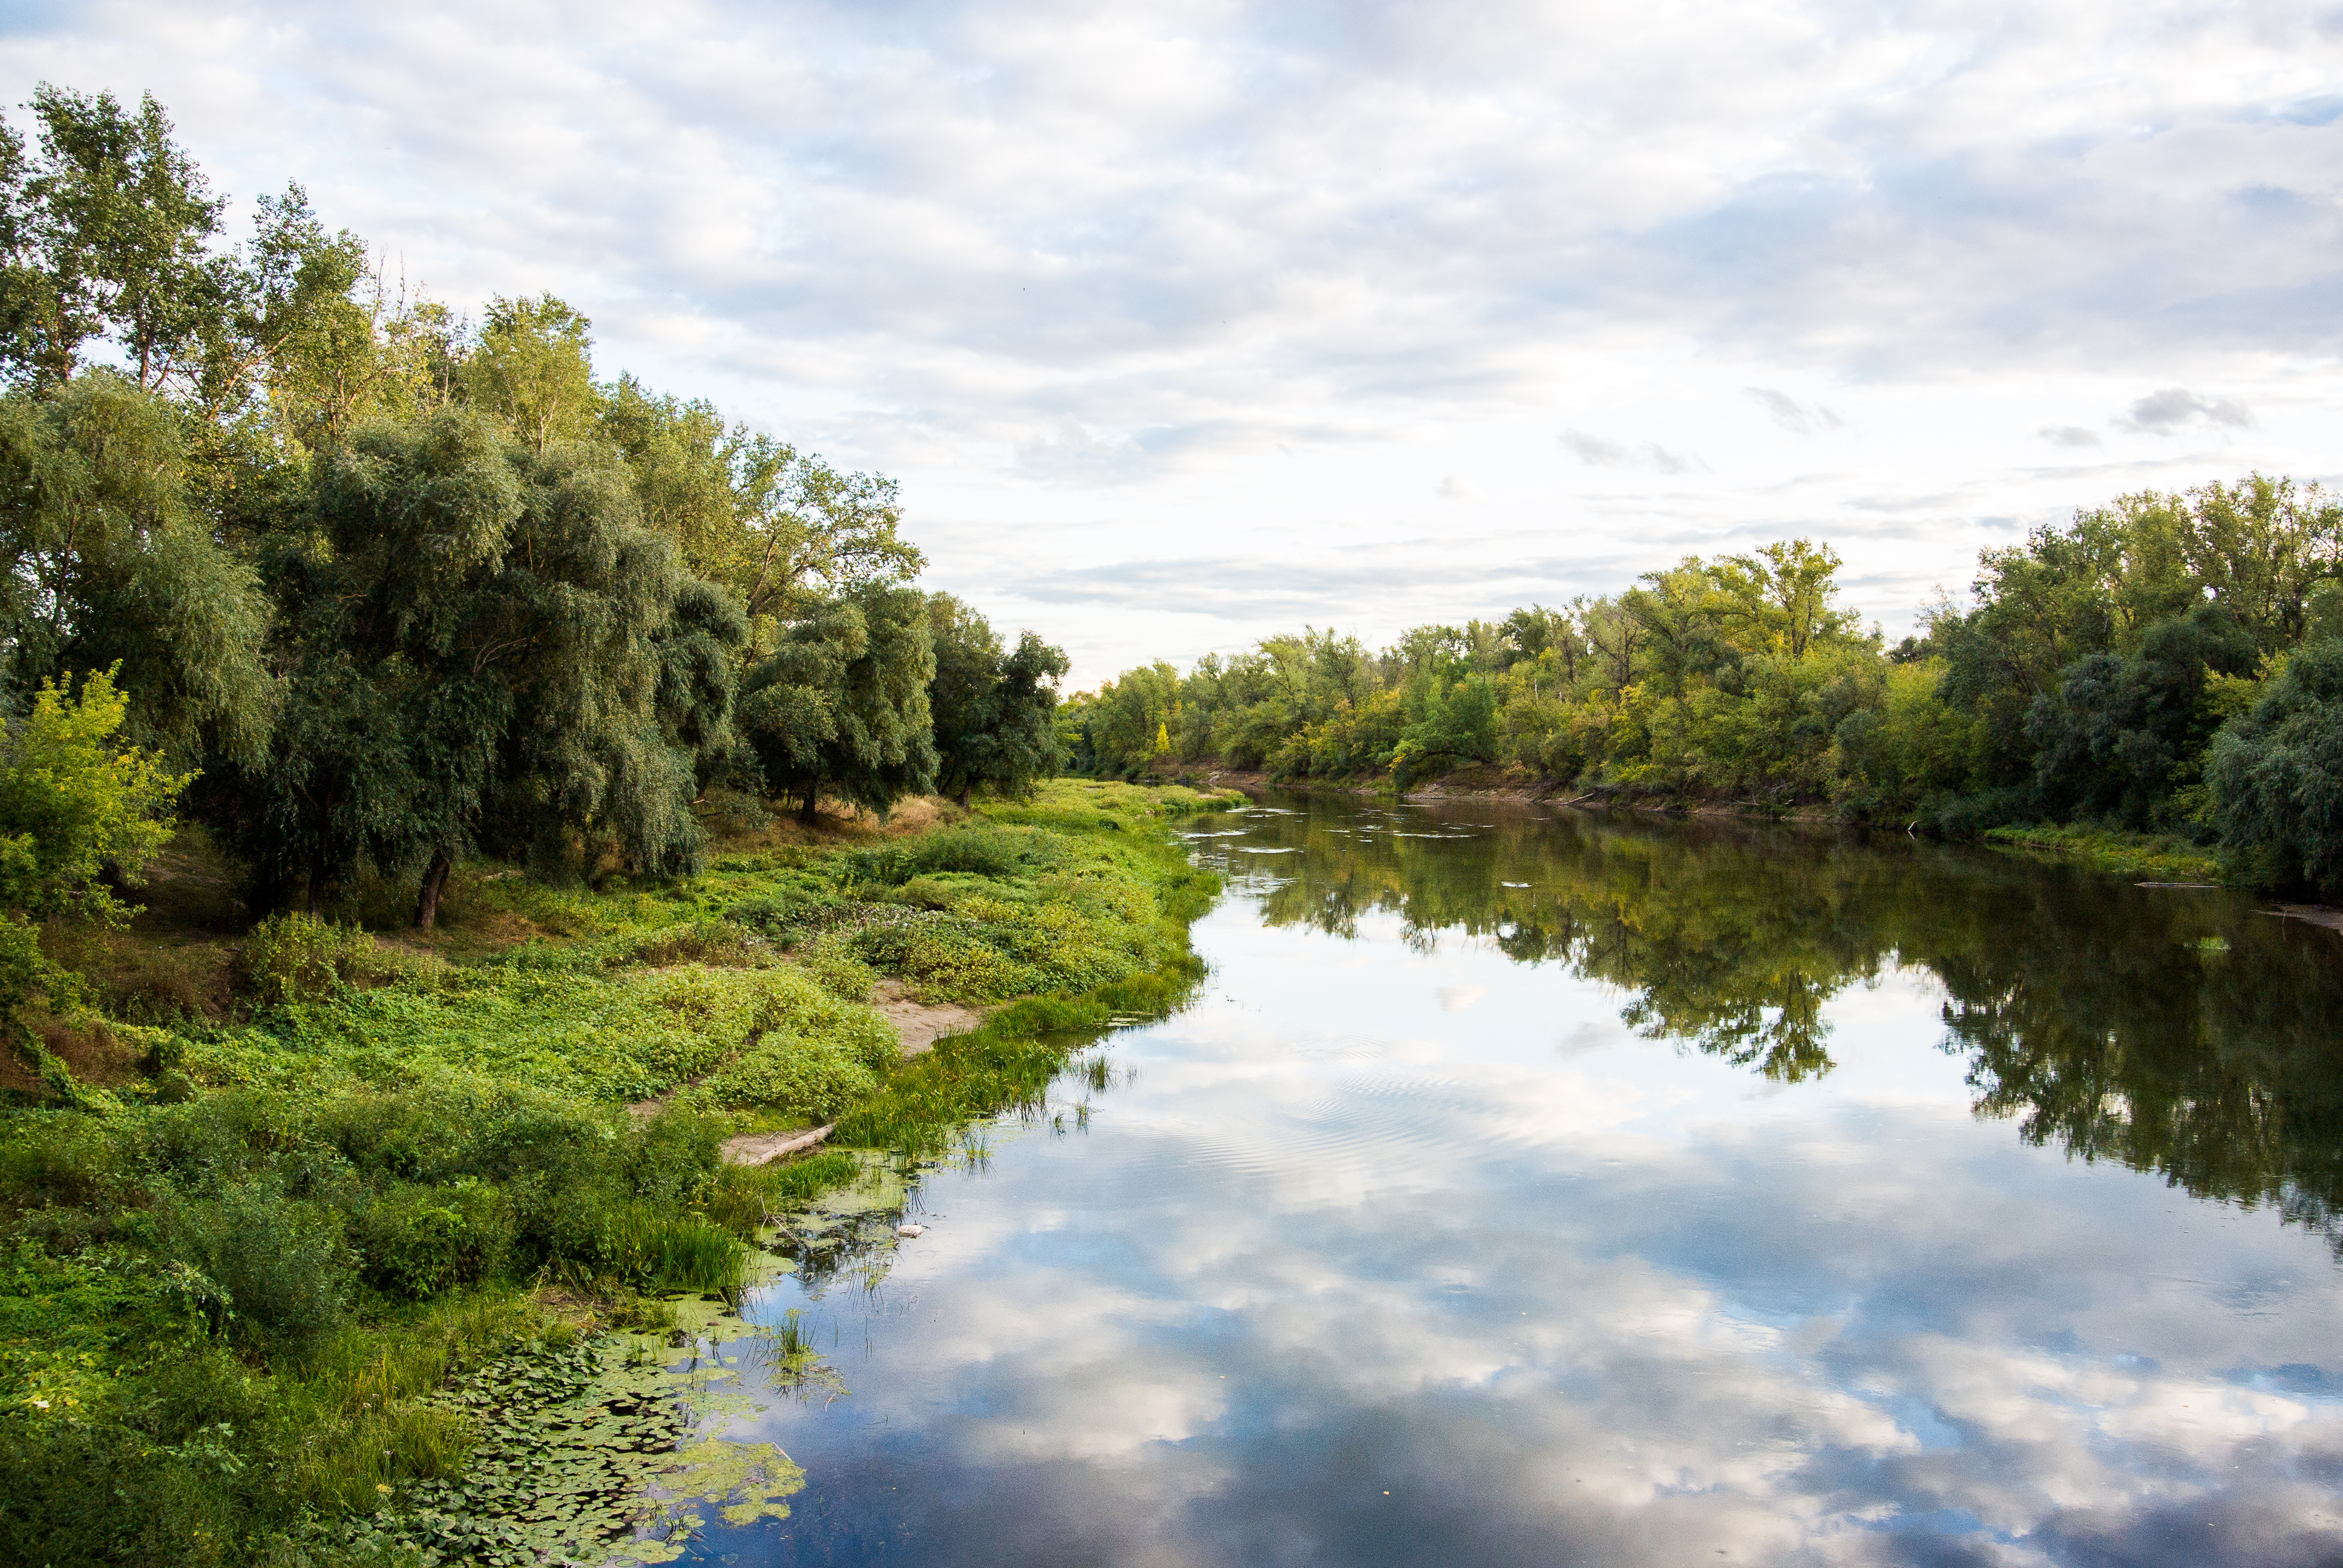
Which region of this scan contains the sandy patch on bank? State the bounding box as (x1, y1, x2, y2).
(870, 980, 989, 1057)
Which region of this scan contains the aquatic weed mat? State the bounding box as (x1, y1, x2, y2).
(321, 1329, 803, 1566)
(326, 1157, 920, 1566)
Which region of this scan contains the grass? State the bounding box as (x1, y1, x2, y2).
(0, 779, 1230, 1566)
(1982, 823, 2229, 884)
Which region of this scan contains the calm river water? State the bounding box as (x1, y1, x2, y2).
(684, 794, 2343, 1567)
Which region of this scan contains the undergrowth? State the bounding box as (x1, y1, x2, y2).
(0, 780, 1232, 1566)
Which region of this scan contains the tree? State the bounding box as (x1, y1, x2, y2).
(600, 378, 925, 659)
(460, 294, 597, 453)
(2207, 639, 2343, 898)
(235, 407, 742, 922)
(0, 86, 225, 391)
(0, 371, 274, 767)
(926, 595, 1068, 808)
(2024, 606, 2256, 826)
(0, 666, 188, 1064)
(0, 664, 186, 922)
(738, 581, 936, 823)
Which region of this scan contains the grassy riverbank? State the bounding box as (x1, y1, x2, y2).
(1, 780, 1233, 1567)
(1979, 824, 2229, 884)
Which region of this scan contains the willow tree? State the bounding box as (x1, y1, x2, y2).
(599, 377, 923, 660)
(237, 406, 742, 922)
(0, 372, 272, 768)
(738, 581, 936, 823)
(926, 593, 1068, 808)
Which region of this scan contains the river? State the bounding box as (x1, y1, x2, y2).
(679, 792, 2343, 1567)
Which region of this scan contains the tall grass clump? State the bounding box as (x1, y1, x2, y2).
(601, 1203, 747, 1293)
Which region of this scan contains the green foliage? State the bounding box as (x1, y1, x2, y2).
(156, 1178, 353, 1349)
(927, 593, 1069, 806)
(458, 294, 595, 452)
(0, 664, 187, 923)
(0, 86, 226, 393)
(600, 375, 922, 655)
(240, 912, 388, 1007)
(738, 580, 938, 822)
(346, 1180, 513, 1299)
(234, 406, 743, 917)
(2207, 638, 2343, 897)
(0, 376, 274, 766)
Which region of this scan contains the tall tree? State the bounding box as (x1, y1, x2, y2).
(2209, 639, 2343, 898)
(236, 407, 742, 921)
(460, 293, 597, 453)
(926, 594, 1067, 808)
(738, 581, 936, 823)
(0, 86, 225, 392)
(0, 371, 272, 766)
(600, 377, 924, 659)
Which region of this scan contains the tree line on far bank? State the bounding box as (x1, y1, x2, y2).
(0, 87, 1066, 1020)
(1062, 481, 2343, 897)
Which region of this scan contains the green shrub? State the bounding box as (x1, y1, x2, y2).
(241, 914, 389, 1007)
(797, 933, 879, 1001)
(624, 1109, 726, 1209)
(841, 826, 1039, 885)
(0, 1112, 123, 1215)
(600, 918, 761, 969)
(160, 1180, 351, 1348)
(347, 1181, 513, 1300)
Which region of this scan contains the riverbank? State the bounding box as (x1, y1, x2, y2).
(1188, 765, 2250, 884)
(0, 779, 1236, 1567)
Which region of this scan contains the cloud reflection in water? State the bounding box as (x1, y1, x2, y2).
(698, 800, 2343, 1567)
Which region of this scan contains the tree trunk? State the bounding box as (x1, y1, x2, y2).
(954, 783, 973, 810)
(306, 843, 330, 918)
(413, 844, 454, 931)
(799, 782, 821, 825)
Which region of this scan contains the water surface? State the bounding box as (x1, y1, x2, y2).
(687, 794, 2343, 1567)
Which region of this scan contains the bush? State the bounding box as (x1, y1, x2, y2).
(241, 914, 389, 1007)
(690, 1036, 882, 1122)
(347, 1181, 513, 1300)
(0, 1112, 123, 1215)
(160, 1180, 352, 1348)
(797, 933, 879, 1001)
(840, 826, 1040, 885)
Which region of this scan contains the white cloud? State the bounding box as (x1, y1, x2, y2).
(1561, 430, 1705, 473)
(1745, 387, 1847, 436)
(2120, 386, 2258, 431)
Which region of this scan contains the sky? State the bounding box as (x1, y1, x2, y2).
(4, 0, 2340, 685)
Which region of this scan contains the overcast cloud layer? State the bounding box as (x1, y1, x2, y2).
(7, 0, 2341, 679)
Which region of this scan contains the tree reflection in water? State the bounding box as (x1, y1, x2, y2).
(1215, 797, 2343, 1247)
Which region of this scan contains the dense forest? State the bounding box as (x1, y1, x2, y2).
(1063, 487, 2343, 894)
(0, 87, 1066, 1025)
